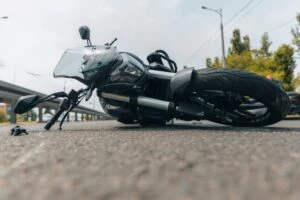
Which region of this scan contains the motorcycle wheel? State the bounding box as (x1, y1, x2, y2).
(187, 68, 290, 127)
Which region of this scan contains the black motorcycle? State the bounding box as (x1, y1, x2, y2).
(14, 26, 290, 130)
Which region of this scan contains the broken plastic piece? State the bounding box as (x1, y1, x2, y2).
(11, 125, 29, 136)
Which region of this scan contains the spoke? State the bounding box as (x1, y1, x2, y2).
(236, 109, 257, 117)
(239, 103, 265, 110)
(222, 109, 254, 119)
(191, 90, 270, 121)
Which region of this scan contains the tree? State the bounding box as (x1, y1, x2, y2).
(293, 73, 300, 90)
(243, 35, 250, 52)
(229, 29, 250, 55)
(291, 13, 300, 91)
(212, 57, 222, 68)
(226, 51, 253, 70)
(205, 57, 222, 68)
(252, 56, 284, 80)
(227, 29, 252, 70)
(230, 29, 244, 54)
(207, 28, 297, 91)
(291, 13, 300, 52)
(274, 44, 296, 91)
(206, 58, 212, 68)
(260, 32, 272, 56)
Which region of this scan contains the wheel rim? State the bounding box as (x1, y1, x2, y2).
(190, 90, 271, 124)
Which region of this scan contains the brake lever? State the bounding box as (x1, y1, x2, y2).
(39, 91, 68, 103)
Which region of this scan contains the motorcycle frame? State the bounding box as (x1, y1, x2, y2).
(100, 68, 207, 119)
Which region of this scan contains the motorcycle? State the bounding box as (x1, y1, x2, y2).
(14, 26, 290, 130)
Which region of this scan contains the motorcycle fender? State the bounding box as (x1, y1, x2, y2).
(170, 67, 194, 98)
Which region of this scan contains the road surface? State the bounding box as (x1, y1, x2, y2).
(1, 119, 300, 200)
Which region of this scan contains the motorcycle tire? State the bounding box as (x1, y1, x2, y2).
(187, 68, 290, 127)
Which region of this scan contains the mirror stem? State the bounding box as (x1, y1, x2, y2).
(87, 39, 92, 47)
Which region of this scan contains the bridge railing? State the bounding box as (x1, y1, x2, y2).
(0, 80, 110, 124)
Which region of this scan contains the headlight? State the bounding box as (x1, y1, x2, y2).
(124, 64, 143, 77)
(110, 61, 144, 83)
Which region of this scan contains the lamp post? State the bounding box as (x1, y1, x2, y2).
(201, 6, 226, 68)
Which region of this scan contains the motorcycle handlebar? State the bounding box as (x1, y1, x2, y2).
(44, 98, 69, 130)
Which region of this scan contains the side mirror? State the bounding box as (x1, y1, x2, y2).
(14, 95, 40, 114)
(79, 26, 90, 40)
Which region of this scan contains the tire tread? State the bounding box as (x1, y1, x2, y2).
(189, 68, 290, 126)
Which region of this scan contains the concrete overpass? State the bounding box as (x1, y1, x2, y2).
(0, 80, 109, 123)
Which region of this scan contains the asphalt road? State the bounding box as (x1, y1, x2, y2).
(1, 119, 300, 200)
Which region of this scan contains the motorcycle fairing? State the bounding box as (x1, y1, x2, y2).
(53, 45, 119, 84)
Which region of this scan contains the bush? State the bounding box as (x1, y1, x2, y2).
(0, 108, 8, 123)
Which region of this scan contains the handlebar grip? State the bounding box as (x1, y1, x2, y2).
(44, 98, 69, 130)
(44, 107, 65, 130)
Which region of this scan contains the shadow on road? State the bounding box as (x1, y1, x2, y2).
(5, 120, 299, 135)
(114, 122, 300, 134)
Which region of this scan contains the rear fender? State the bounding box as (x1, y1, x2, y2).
(170, 68, 194, 99)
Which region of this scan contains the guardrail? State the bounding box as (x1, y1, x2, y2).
(0, 80, 109, 123)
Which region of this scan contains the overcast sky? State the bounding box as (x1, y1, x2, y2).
(0, 0, 299, 96)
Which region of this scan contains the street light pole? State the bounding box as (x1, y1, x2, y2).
(201, 6, 226, 68)
(219, 10, 226, 68)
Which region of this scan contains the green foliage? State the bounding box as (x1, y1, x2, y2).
(274, 44, 296, 91)
(205, 57, 222, 68)
(260, 32, 272, 57)
(206, 27, 297, 91)
(0, 108, 8, 123)
(230, 29, 243, 54)
(212, 57, 222, 68)
(229, 29, 250, 55)
(226, 51, 253, 70)
(243, 35, 250, 52)
(251, 56, 284, 80)
(291, 13, 300, 52)
(293, 73, 300, 89)
(206, 57, 212, 68)
(227, 30, 296, 91)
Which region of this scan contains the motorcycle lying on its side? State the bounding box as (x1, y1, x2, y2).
(14, 26, 290, 130)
